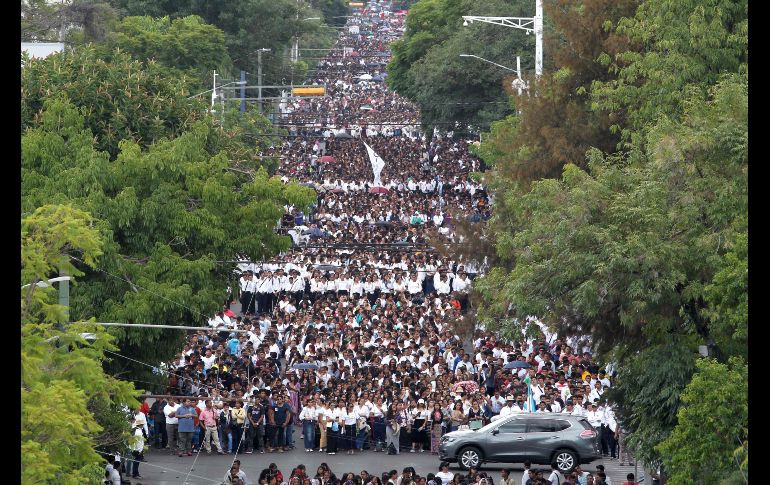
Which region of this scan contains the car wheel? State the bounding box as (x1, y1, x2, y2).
(458, 446, 482, 470)
(553, 449, 577, 473)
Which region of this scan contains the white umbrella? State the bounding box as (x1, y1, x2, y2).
(358, 74, 373, 80)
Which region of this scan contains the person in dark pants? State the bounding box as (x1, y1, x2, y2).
(607, 420, 618, 459)
(371, 397, 387, 451)
(246, 392, 267, 454)
(239, 271, 256, 315)
(151, 397, 168, 449)
(231, 401, 246, 453)
(327, 400, 340, 455)
(270, 394, 292, 451)
(344, 403, 357, 454)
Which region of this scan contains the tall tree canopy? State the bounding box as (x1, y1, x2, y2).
(387, 0, 534, 130)
(22, 88, 314, 385)
(471, 0, 748, 471)
(22, 0, 118, 43)
(472, 0, 637, 182)
(21, 45, 203, 159)
(22, 204, 140, 484)
(591, 0, 748, 145)
(101, 15, 233, 89)
(657, 357, 748, 485)
(108, 0, 332, 84)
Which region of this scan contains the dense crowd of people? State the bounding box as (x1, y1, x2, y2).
(212, 460, 638, 485)
(116, 4, 634, 485)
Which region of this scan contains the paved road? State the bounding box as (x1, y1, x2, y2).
(131, 435, 642, 485)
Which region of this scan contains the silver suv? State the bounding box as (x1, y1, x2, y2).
(438, 413, 601, 473)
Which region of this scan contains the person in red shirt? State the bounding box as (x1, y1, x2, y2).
(621, 473, 639, 485)
(139, 399, 151, 418)
(192, 403, 203, 452)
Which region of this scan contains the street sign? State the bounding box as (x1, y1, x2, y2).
(292, 86, 326, 96)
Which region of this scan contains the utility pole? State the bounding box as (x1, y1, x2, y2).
(58, 269, 69, 321)
(257, 49, 271, 114)
(211, 70, 217, 110)
(462, 0, 544, 78)
(220, 74, 225, 124)
(240, 70, 246, 112)
(58, 0, 67, 42)
(534, 0, 543, 77)
(293, 0, 300, 63)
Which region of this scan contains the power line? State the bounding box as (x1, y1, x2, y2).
(69, 255, 211, 322)
(69, 321, 251, 333)
(93, 449, 221, 484)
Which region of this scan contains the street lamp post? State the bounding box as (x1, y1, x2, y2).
(459, 54, 519, 74)
(256, 48, 271, 113)
(188, 74, 246, 120)
(459, 54, 527, 95)
(22, 275, 73, 321)
(462, 0, 543, 77)
(187, 78, 247, 101)
(293, 17, 322, 62)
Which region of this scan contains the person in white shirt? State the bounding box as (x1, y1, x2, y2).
(327, 402, 346, 455)
(105, 456, 122, 485)
(434, 272, 451, 295)
(498, 396, 516, 417)
(128, 419, 146, 479)
(406, 274, 423, 296)
(436, 462, 454, 484)
(299, 399, 318, 452)
(605, 406, 618, 459)
(589, 381, 605, 403)
(585, 403, 602, 430)
(547, 463, 561, 485)
(342, 403, 359, 455)
(451, 272, 471, 293)
(239, 272, 257, 314)
(164, 398, 180, 453)
(564, 400, 584, 417)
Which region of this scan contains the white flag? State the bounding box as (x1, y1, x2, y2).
(363, 141, 386, 186)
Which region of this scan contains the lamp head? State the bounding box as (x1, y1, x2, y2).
(463, 20, 469, 26)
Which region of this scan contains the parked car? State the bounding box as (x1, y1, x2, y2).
(438, 413, 601, 473)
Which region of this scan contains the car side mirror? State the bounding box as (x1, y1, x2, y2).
(491, 429, 499, 435)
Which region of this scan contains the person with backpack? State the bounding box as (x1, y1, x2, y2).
(547, 462, 561, 485)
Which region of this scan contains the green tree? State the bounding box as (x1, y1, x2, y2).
(102, 15, 233, 88)
(22, 96, 315, 385)
(470, 0, 747, 473)
(22, 204, 140, 484)
(108, 0, 330, 85)
(591, 0, 748, 145)
(310, 0, 349, 27)
(387, 0, 533, 130)
(472, 0, 637, 182)
(22, 0, 117, 43)
(475, 73, 746, 464)
(657, 357, 748, 484)
(22, 45, 205, 159)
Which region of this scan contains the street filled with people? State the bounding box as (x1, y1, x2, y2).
(122, 3, 632, 485)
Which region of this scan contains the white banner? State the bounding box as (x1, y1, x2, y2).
(349, 25, 360, 34)
(363, 141, 386, 186)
